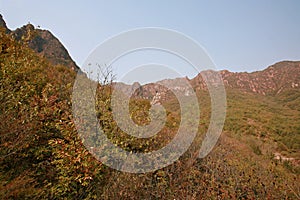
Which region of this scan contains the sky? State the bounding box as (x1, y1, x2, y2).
(0, 0, 300, 83)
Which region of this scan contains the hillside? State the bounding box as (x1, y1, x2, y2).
(0, 14, 79, 71)
(135, 61, 300, 100)
(0, 16, 299, 199)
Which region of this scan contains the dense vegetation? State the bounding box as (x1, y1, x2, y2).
(0, 28, 299, 199)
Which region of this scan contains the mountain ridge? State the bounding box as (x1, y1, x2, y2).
(1, 14, 299, 96)
(0, 14, 79, 71)
(128, 61, 300, 106)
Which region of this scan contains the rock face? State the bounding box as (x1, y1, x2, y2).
(113, 82, 143, 97)
(11, 25, 79, 71)
(189, 61, 300, 95)
(217, 61, 300, 95)
(0, 14, 10, 33)
(130, 61, 300, 105)
(1, 14, 79, 71)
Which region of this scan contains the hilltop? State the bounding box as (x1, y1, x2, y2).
(0, 14, 79, 71)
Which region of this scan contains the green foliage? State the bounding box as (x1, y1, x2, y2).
(0, 29, 106, 199)
(0, 27, 299, 199)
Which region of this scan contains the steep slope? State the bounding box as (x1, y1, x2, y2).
(133, 61, 300, 108)
(191, 61, 300, 95)
(0, 28, 104, 199)
(0, 14, 10, 33)
(0, 14, 79, 71)
(0, 14, 299, 199)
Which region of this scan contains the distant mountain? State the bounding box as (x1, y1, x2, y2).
(212, 61, 300, 95)
(0, 14, 79, 71)
(131, 61, 300, 105)
(2, 14, 298, 96)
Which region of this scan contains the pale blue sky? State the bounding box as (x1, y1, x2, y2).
(0, 0, 300, 82)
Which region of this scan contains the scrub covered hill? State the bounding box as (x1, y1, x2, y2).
(0, 27, 106, 199)
(0, 19, 299, 199)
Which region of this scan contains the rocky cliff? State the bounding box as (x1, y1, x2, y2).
(131, 61, 300, 104)
(0, 14, 79, 71)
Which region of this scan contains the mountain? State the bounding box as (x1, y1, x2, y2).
(0, 14, 79, 71)
(131, 61, 300, 109)
(0, 14, 299, 199)
(213, 61, 300, 95)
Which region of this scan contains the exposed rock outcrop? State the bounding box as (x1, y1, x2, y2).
(1, 14, 79, 71)
(132, 61, 300, 105)
(0, 14, 10, 33)
(190, 61, 300, 95)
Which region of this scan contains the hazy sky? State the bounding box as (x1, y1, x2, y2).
(0, 0, 300, 82)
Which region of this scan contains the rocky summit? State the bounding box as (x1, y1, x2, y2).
(0, 15, 79, 71)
